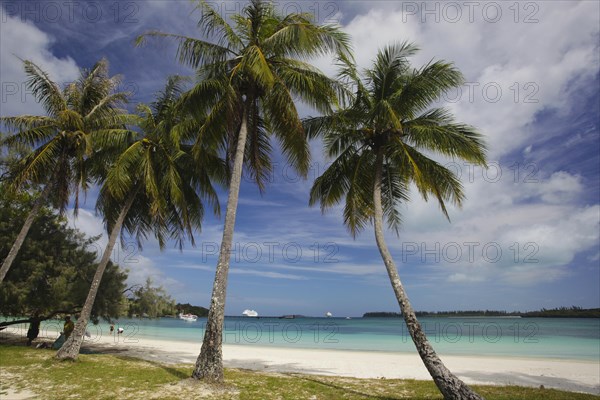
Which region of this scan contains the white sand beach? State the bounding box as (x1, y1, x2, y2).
(66, 334, 600, 395)
(2, 330, 598, 395)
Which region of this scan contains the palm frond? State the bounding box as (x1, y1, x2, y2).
(308, 42, 487, 235)
(22, 60, 66, 117)
(194, 0, 243, 51)
(392, 60, 464, 118)
(262, 81, 309, 176)
(244, 102, 272, 191)
(403, 108, 487, 164)
(343, 150, 375, 237)
(392, 140, 465, 220)
(309, 145, 358, 210)
(136, 31, 232, 69)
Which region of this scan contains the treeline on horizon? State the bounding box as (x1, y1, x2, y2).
(363, 306, 600, 318)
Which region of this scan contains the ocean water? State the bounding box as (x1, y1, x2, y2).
(2, 316, 599, 361)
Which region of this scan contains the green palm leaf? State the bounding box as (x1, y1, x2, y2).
(309, 42, 486, 230)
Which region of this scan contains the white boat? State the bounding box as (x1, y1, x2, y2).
(242, 309, 258, 317)
(179, 313, 198, 322)
(326, 312, 333, 318)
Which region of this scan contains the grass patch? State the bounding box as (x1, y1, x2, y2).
(0, 344, 597, 399)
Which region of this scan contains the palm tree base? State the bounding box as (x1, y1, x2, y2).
(432, 371, 484, 400)
(192, 346, 224, 382)
(55, 335, 83, 361)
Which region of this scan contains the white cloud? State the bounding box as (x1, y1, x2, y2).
(66, 208, 184, 291)
(122, 254, 183, 292)
(0, 9, 79, 117)
(529, 171, 584, 204)
(305, 1, 600, 290)
(67, 208, 108, 257)
(230, 268, 308, 280)
(332, 2, 599, 160)
(388, 173, 600, 285)
(237, 197, 284, 207)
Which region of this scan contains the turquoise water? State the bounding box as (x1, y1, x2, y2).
(3, 317, 598, 361)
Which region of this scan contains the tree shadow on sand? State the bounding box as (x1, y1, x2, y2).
(115, 356, 189, 380)
(289, 374, 440, 400)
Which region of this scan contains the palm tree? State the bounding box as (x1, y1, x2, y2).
(307, 43, 487, 400)
(56, 77, 222, 360)
(137, 0, 351, 381)
(0, 59, 130, 282)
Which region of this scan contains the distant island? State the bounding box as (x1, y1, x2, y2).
(177, 303, 209, 317)
(363, 306, 600, 318)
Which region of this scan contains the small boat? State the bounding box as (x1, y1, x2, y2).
(179, 313, 198, 322)
(242, 309, 258, 317)
(325, 312, 333, 318)
(345, 317, 351, 320)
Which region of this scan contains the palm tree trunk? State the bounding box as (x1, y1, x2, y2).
(55, 191, 137, 361)
(192, 107, 249, 382)
(372, 148, 484, 400)
(0, 183, 53, 283)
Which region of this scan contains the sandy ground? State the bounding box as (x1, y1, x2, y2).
(2, 331, 599, 395)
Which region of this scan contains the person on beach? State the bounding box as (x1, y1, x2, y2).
(26, 317, 41, 346)
(110, 324, 115, 335)
(117, 327, 124, 335)
(63, 316, 74, 339)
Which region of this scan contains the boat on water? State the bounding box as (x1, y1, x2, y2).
(325, 312, 333, 318)
(242, 309, 258, 317)
(178, 313, 198, 322)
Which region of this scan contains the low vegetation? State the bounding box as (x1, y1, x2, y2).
(0, 344, 595, 400)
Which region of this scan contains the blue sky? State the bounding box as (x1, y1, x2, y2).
(1, 1, 599, 317)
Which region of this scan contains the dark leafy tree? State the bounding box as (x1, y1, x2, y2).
(0, 185, 127, 333)
(127, 278, 177, 318)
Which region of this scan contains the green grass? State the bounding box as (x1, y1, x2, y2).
(0, 344, 597, 400)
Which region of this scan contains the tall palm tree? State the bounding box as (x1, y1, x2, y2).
(56, 77, 223, 360)
(0, 59, 130, 282)
(137, 0, 351, 381)
(307, 43, 487, 400)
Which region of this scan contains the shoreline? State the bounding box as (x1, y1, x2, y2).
(3, 318, 599, 362)
(2, 331, 598, 395)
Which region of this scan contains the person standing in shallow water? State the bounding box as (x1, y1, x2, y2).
(63, 316, 74, 339)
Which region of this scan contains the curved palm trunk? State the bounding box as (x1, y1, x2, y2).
(192, 108, 249, 382)
(0, 183, 53, 283)
(56, 191, 137, 361)
(372, 149, 483, 400)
